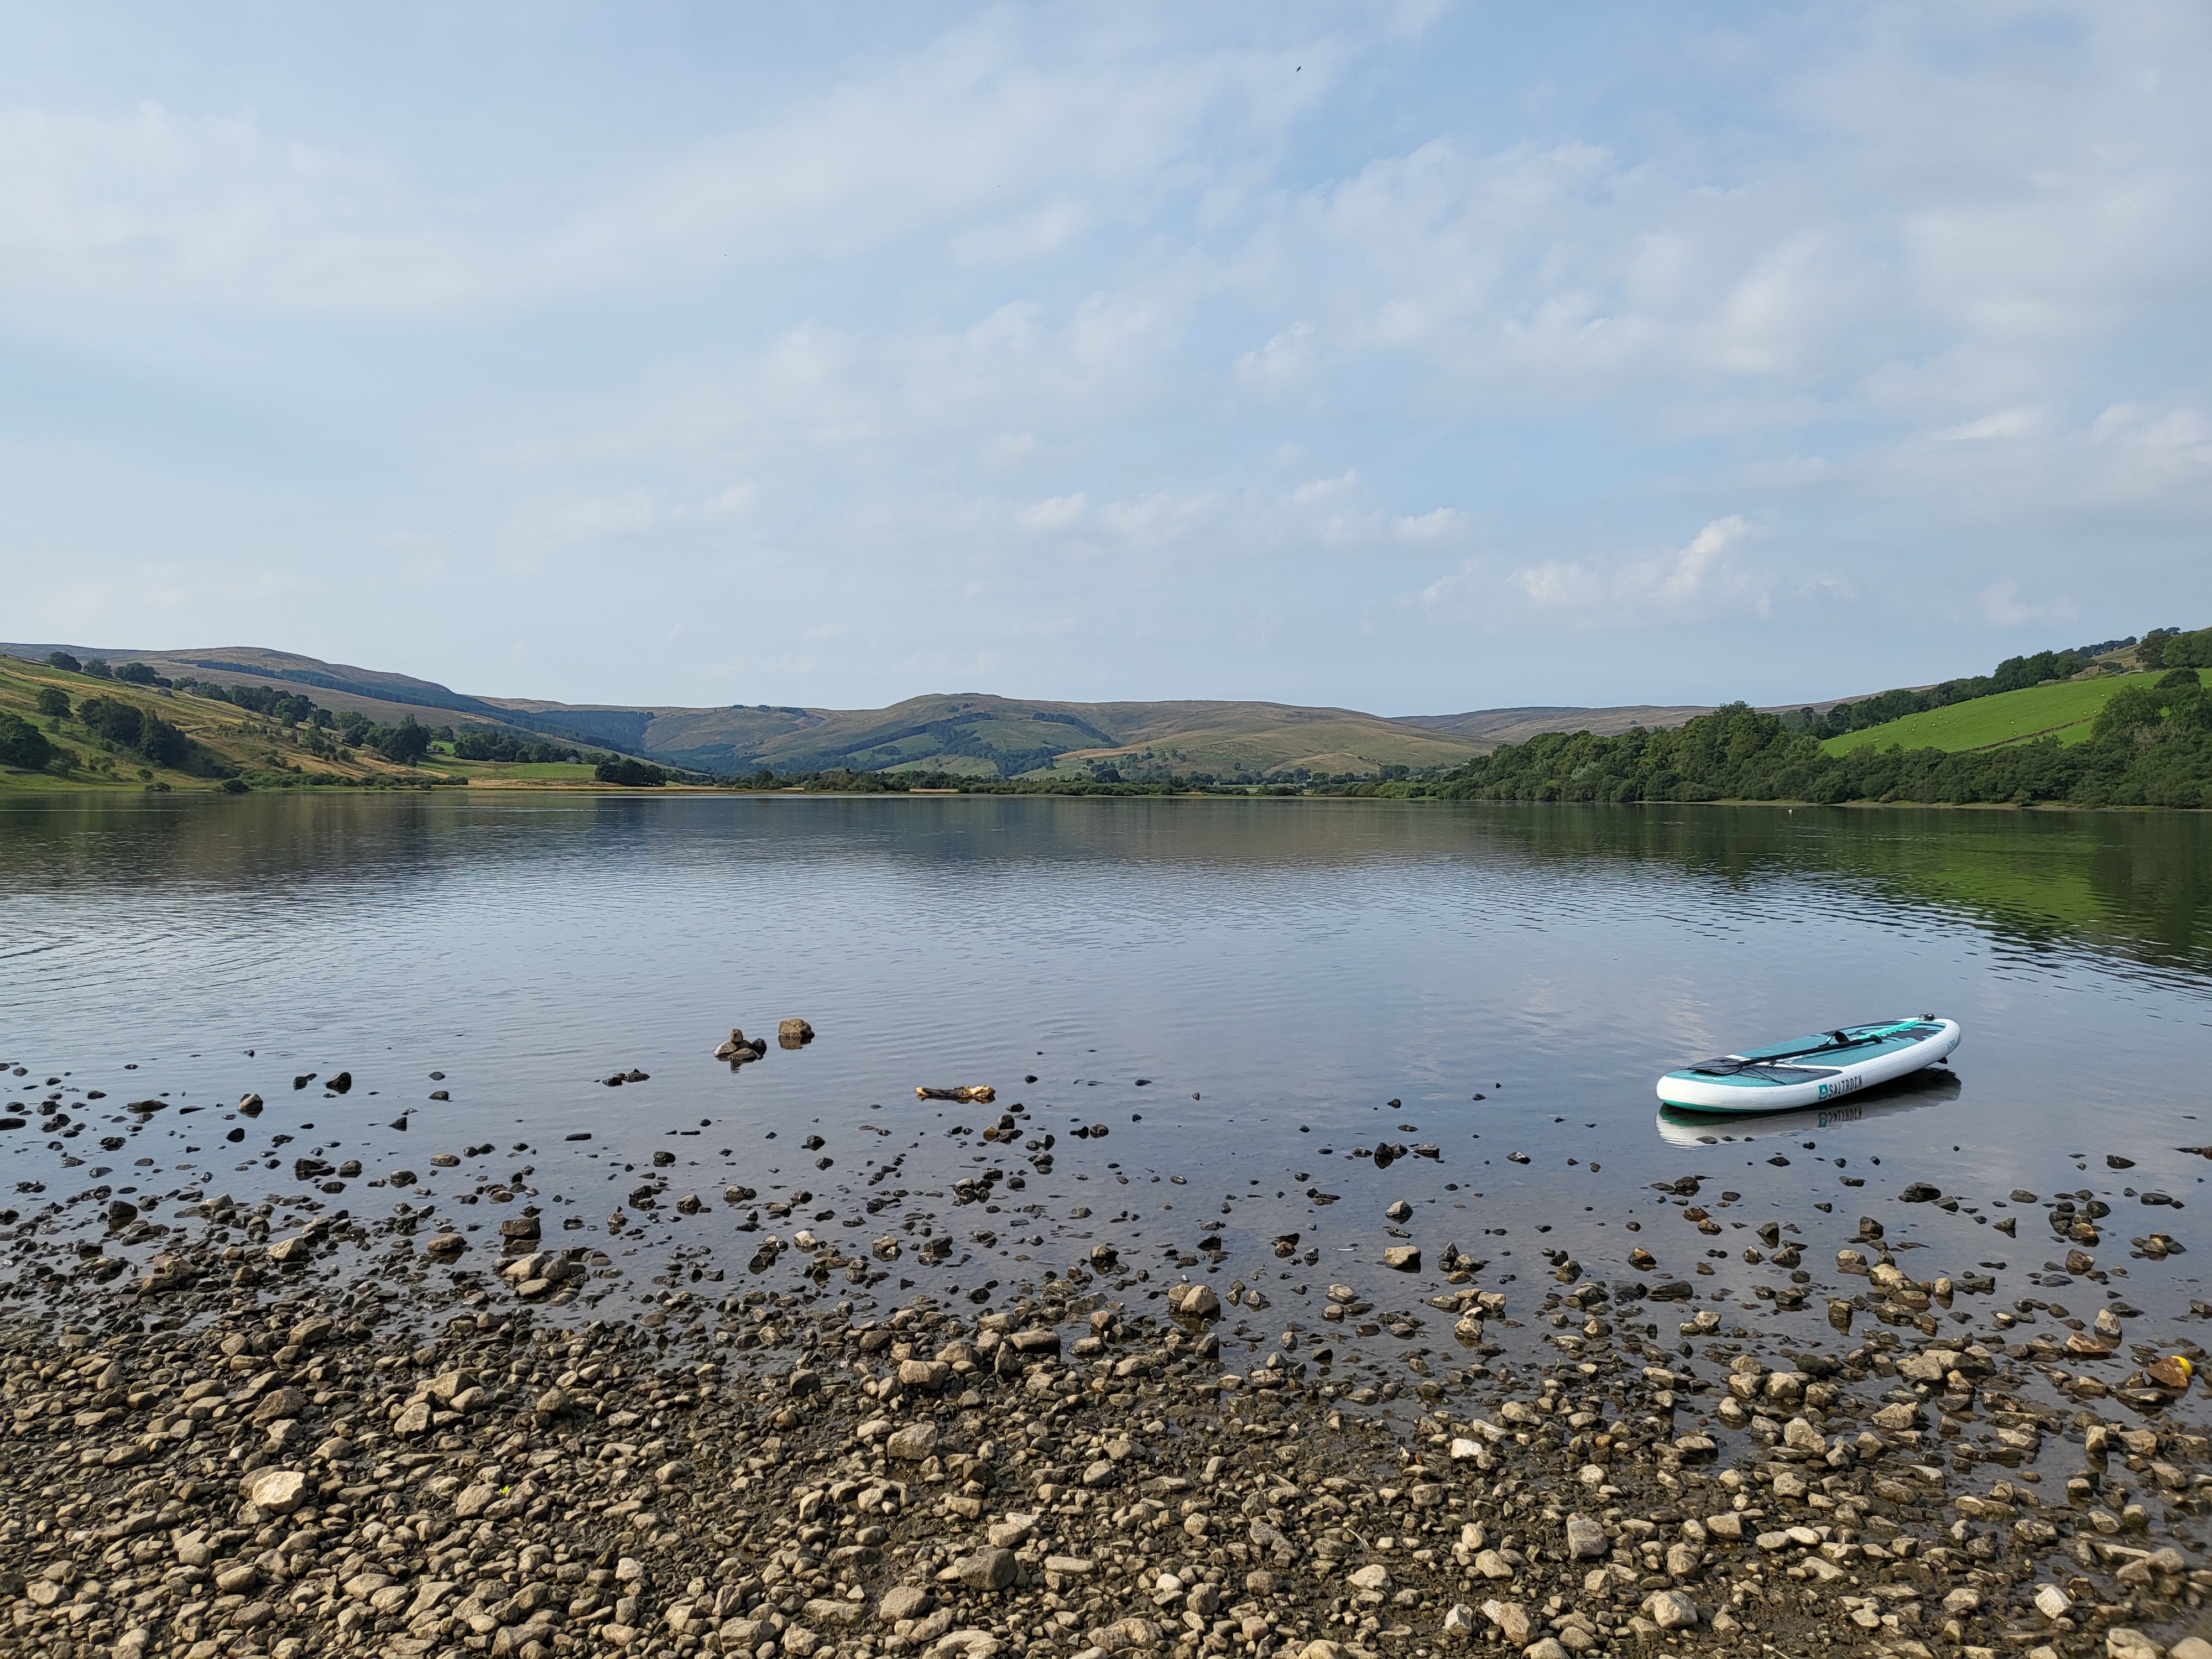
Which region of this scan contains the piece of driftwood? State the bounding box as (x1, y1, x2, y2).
(916, 1084, 995, 1103)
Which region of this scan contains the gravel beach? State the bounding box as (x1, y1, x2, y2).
(8, 1065, 2212, 1659)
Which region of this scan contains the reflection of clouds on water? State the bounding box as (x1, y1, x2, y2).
(1653, 1067, 1962, 1150)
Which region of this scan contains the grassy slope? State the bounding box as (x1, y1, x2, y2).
(0, 659, 421, 791)
(1820, 672, 2152, 755)
(0, 662, 673, 792)
(413, 754, 603, 785)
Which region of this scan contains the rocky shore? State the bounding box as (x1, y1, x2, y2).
(9, 1171, 2212, 1659)
(10, 1056, 2212, 1659)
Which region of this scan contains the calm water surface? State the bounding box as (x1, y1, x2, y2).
(4, 794, 2210, 1340)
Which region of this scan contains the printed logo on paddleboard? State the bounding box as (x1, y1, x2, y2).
(1817, 1073, 1863, 1101)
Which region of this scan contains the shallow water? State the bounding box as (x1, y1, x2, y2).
(4, 792, 2211, 1342)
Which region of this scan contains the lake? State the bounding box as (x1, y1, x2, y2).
(4, 792, 2211, 1354)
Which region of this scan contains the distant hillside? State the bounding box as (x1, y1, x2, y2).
(26, 634, 2142, 784)
(9, 643, 1677, 782)
(0, 655, 452, 792)
(1821, 672, 2158, 755)
(1402, 704, 1719, 744)
(614, 692, 1496, 781)
(0, 643, 647, 754)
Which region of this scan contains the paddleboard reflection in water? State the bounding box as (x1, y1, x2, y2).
(1652, 1065, 1961, 1149)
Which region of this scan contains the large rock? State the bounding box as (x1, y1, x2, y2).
(239, 1468, 307, 1515)
(899, 1359, 952, 1392)
(1479, 1601, 1531, 1644)
(1383, 1245, 1421, 1271)
(1172, 1284, 1222, 1319)
(879, 1585, 934, 1624)
(885, 1422, 940, 1461)
(1564, 1514, 1609, 1559)
(1642, 1591, 1699, 1630)
(250, 1385, 308, 1426)
(956, 1548, 1016, 1591)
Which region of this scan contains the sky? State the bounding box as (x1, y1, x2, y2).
(3, 3, 2208, 714)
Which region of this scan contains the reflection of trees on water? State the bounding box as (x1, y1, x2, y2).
(1495, 805, 2212, 981)
(2, 794, 2204, 982)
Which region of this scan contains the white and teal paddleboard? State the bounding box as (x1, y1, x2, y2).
(1656, 1016, 1961, 1114)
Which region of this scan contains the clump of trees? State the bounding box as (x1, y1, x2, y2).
(0, 712, 55, 770)
(75, 696, 194, 769)
(594, 756, 669, 786)
(175, 679, 325, 726)
(321, 709, 431, 764)
(452, 729, 584, 763)
(2139, 627, 2212, 671)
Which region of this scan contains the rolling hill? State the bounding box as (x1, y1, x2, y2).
(6, 635, 2180, 787)
(3, 642, 1731, 781)
(1819, 672, 2156, 755)
(0, 655, 444, 792)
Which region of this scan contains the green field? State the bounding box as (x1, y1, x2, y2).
(1822, 672, 2153, 755)
(418, 755, 599, 782)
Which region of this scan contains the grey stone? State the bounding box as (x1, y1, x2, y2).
(880, 1585, 935, 1623)
(956, 1547, 1016, 1591)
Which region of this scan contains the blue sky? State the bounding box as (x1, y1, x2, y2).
(4, 3, 2207, 712)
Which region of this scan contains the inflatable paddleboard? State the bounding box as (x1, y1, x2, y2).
(1656, 1016, 1960, 1114)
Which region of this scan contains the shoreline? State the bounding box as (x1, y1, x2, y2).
(2, 778, 2208, 814)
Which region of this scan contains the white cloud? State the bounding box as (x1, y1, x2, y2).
(2093, 403, 2212, 449)
(1978, 578, 2078, 628)
(1236, 320, 1314, 385)
(1514, 515, 1762, 619)
(702, 483, 759, 520)
(1939, 406, 2049, 441)
(1420, 516, 1770, 629)
(0, 17, 1332, 314)
(1290, 469, 1356, 508)
(1393, 508, 1463, 541)
(1020, 493, 1088, 531)
(982, 432, 1039, 469)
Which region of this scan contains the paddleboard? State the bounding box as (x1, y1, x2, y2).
(1656, 1016, 1960, 1114)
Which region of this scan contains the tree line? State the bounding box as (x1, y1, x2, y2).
(1361, 667, 2211, 809)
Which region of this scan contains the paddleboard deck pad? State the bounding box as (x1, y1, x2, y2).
(1657, 1016, 1960, 1114)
